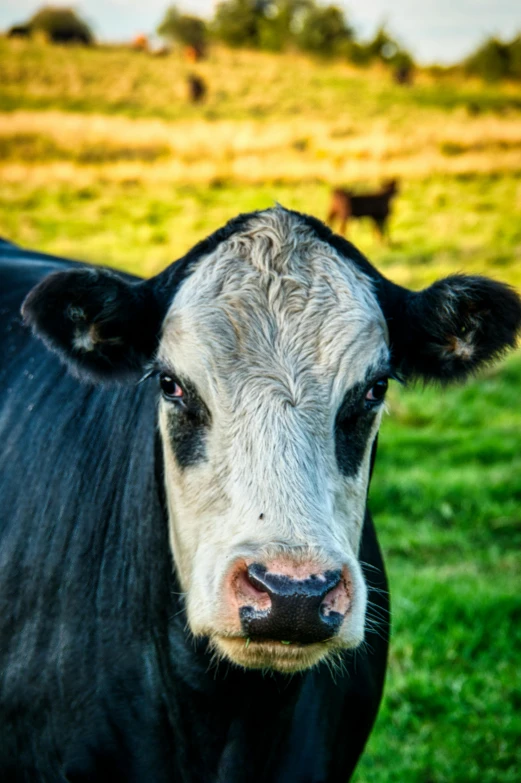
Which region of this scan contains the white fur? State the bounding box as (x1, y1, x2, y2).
(157, 207, 389, 668)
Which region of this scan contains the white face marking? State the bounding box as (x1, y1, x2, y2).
(157, 207, 389, 670)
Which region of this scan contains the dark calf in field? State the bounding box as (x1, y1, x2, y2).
(327, 179, 399, 239)
(187, 74, 207, 103)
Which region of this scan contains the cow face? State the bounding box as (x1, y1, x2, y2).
(156, 210, 388, 671)
(23, 206, 521, 673)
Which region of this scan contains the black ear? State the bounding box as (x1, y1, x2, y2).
(22, 267, 164, 382)
(384, 275, 521, 383)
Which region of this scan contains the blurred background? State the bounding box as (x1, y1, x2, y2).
(1, 2, 521, 781)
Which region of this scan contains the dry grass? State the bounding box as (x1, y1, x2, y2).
(1, 108, 521, 187)
(1, 41, 521, 286)
(1, 38, 521, 189)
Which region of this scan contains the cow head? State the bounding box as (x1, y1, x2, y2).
(23, 207, 521, 672)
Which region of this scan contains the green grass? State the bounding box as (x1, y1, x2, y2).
(2, 39, 520, 123)
(2, 36, 521, 783)
(2, 173, 521, 286)
(361, 570, 521, 782)
(356, 357, 521, 782)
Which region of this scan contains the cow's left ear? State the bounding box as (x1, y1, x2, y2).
(22, 267, 164, 382)
(384, 275, 521, 383)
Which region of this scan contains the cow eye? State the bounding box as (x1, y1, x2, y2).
(160, 373, 184, 402)
(365, 378, 388, 405)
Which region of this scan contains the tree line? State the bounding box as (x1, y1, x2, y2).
(6, 3, 521, 82)
(158, 1, 413, 70)
(464, 35, 521, 81)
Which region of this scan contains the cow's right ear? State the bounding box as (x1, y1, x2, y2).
(22, 267, 164, 382)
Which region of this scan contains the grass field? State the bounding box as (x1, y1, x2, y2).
(2, 37, 521, 782)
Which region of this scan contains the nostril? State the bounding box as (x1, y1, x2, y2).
(246, 563, 271, 595)
(320, 577, 351, 619)
(247, 564, 342, 606)
(233, 564, 271, 613)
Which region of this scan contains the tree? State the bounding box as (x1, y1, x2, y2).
(157, 6, 207, 54)
(342, 25, 413, 71)
(258, 0, 312, 52)
(212, 0, 314, 52)
(29, 6, 94, 44)
(465, 37, 511, 81)
(508, 36, 521, 79)
(364, 26, 399, 62)
(295, 4, 352, 55)
(213, 0, 264, 48)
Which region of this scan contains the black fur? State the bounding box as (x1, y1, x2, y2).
(382, 274, 521, 382)
(2, 206, 519, 781)
(22, 267, 163, 382)
(163, 377, 211, 469)
(335, 379, 383, 478)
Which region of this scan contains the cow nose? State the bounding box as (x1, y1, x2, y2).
(239, 563, 345, 645)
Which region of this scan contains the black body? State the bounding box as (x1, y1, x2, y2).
(187, 74, 207, 103)
(0, 240, 389, 782)
(327, 182, 399, 239)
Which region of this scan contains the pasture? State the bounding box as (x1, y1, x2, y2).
(1, 37, 521, 782)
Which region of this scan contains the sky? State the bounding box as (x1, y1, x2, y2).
(1, 0, 520, 65)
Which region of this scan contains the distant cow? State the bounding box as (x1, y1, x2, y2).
(394, 64, 413, 85)
(131, 33, 148, 51)
(7, 24, 32, 38)
(187, 73, 207, 103)
(1, 209, 520, 780)
(327, 179, 399, 239)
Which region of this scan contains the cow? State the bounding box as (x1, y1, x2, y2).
(0, 207, 519, 781)
(7, 24, 32, 38)
(187, 74, 207, 104)
(327, 180, 399, 240)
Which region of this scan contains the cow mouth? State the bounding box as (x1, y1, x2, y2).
(211, 633, 340, 673)
(238, 634, 334, 647)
